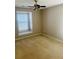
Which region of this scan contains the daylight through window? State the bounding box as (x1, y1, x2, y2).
(16, 11, 32, 35)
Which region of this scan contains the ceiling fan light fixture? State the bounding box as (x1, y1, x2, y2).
(28, 0, 46, 11)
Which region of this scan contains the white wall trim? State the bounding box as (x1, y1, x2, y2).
(42, 34, 63, 43)
(16, 33, 63, 43)
(16, 33, 42, 40)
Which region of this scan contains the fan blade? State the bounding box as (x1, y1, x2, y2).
(34, 0, 37, 2)
(27, 6, 34, 8)
(40, 6, 46, 7)
(28, 6, 34, 7)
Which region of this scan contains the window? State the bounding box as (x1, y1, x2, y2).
(16, 11, 32, 35)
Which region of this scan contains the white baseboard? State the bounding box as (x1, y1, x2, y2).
(42, 34, 63, 43)
(16, 33, 42, 40)
(16, 33, 63, 43)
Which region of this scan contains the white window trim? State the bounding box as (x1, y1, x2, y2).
(16, 11, 33, 36)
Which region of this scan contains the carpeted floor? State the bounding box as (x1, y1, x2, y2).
(15, 35, 63, 59)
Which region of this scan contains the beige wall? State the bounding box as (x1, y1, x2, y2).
(15, 4, 63, 40)
(15, 7, 42, 37)
(41, 4, 63, 40)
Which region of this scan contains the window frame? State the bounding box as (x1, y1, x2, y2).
(16, 11, 32, 36)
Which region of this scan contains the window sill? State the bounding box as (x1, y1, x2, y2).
(18, 31, 32, 36)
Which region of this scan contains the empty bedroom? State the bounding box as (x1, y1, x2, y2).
(15, 0, 63, 59)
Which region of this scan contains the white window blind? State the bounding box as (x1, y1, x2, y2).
(16, 11, 32, 35)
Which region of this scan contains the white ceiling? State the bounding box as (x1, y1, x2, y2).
(15, 0, 63, 8)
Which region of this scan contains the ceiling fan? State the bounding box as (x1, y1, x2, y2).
(28, 0, 46, 10)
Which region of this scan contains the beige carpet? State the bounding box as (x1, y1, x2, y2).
(15, 35, 63, 59)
